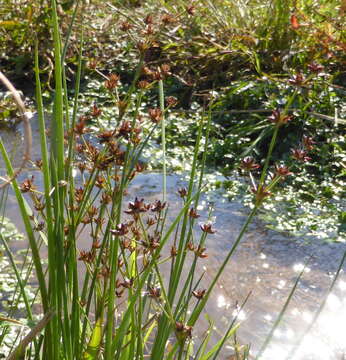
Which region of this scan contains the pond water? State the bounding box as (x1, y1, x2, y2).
(0, 119, 345, 360)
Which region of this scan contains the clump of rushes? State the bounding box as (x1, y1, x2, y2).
(239, 108, 316, 208)
(1, 3, 340, 360)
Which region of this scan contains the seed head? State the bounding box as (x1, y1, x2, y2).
(117, 121, 132, 139)
(187, 242, 195, 251)
(88, 59, 98, 70)
(288, 72, 306, 86)
(136, 162, 146, 173)
(161, 13, 175, 25)
(144, 14, 154, 25)
(148, 286, 161, 299)
(143, 24, 155, 36)
(78, 250, 95, 263)
(186, 5, 196, 15)
(137, 41, 149, 54)
(121, 278, 134, 289)
(275, 164, 293, 178)
(307, 62, 324, 73)
(151, 200, 166, 212)
(141, 66, 153, 76)
(302, 135, 315, 151)
(192, 289, 206, 299)
(189, 208, 200, 218)
(268, 109, 293, 126)
(75, 187, 84, 203)
(100, 192, 112, 205)
(117, 100, 128, 117)
(147, 217, 156, 226)
(195, 245, 208, 258)
(35, 159, 43, 169)
(175, 322, 193, 342)
(75, 143, 85, 154)
(33, 195, 45, 211)
(125, 198, 150, 215)
(137, 80, 150, 90)
(200, 223, 216, 234)
(87, 205, 98, 217)
(178, 187, 188, 197)
(74, 119, 89, 135)
(166, 96, 178, 107)
(110, 221, 134, 236)
(291, 148, 311, 162)
(92, 240, 101, 249)
(20, 176, 35, 193)
(91, 104, 102, 118)
(251, 186, 272, 205)
(148, 108, 162, 123)
(120, 21, 133, 31)
(240, 157, 260, 171)
(34, 222, 45, 232)
(104, 73, 120, 90)
(171, 245, 178, 257)
(160, 64, 171, 76)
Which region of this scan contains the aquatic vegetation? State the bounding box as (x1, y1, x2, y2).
(0, 1, 345, 359)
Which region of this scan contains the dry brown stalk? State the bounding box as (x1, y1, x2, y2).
(0, 71, 32, 188)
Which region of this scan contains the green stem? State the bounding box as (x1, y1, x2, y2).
(258, 124, 279, 190)
(158, 80, 166, 202)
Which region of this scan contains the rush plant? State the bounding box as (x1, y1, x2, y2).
(0, 1, 345, 360)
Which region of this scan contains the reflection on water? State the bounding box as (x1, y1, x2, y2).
(259, 280, 346, 360)
(212, 249, 345, 360)
(214, 269, 346, 360)
(1, 122, 345, 359)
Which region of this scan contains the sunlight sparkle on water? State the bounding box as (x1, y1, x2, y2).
(338, 280, 346, 291)
(285, 329, 295, 339)
(217, 295, 226, 308)
(293, 263, 311, 272)
(232, 308, 246, 321)
(278, 280, 286, 289)
(258, 289, 346, 360)
(264, 314, 272, 321)
(302, 311, 312, 322)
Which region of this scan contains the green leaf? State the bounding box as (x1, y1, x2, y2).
(199, 323, 240, 360)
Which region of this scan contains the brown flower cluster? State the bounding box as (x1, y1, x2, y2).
(104, 73, 120, 91)
(291, 135, 315, 163)
(200, 223, 216, 234)
(251, 186, 272, 204)
(20, 176, 35, 193)
(288, 72, 306, 86)
(175, 321, 193, 342)
(240, 156, 260, 172)
(268, 109, 293, 126)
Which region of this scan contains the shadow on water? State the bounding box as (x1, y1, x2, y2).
(0, 119, 345, 360)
